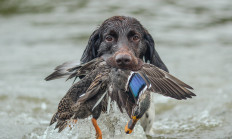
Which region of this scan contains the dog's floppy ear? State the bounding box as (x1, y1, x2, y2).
(80, 29, 101, 64)
(144, 32, 169, 72)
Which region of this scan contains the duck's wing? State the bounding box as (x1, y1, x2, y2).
(71, 69, 110, 113)
(45, 57, 104, 81)
(45, 61, 80, 81)
(67, 58, 105, 81)
(140, 64, 196, 100)
(77, 73, 108, 104)
(50, 70, 99, 132)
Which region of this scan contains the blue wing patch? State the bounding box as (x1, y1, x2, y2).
(129, 73, 146, 99)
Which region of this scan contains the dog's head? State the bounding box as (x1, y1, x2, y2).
(81, 16, 168, 72)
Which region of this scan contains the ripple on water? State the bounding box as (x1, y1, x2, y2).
(0, 0, 232, 138)
(151, 110, 222, 137)
(23, 110, 146, 139)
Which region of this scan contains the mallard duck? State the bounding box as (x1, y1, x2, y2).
(108, 61, 195, 133)
(46, 58, 110, 139)
(45, 57, 195, 138)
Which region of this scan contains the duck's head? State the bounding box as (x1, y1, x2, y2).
(125, 72, 151, 134)
(125, 90, 151, 134)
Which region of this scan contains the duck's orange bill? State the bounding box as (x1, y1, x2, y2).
(92, 118, 102, 139)
(125, 116, 139, 134)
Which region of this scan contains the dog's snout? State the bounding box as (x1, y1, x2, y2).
(115, 53, 132, 66)
(106, 51, 141, 70)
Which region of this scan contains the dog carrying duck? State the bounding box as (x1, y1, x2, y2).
(45, 57, 195, 139)
(45, 16, 195, 139)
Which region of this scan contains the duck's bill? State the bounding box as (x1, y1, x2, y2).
(124, 116, 139, 134)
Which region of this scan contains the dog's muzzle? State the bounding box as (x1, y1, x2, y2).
(115, 52, 132, 67)
(106, 49, 143, 71)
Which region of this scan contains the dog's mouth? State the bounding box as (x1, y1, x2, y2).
(105, 53, 143, 71)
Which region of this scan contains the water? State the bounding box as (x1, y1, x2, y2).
(0, 0, 232, 138)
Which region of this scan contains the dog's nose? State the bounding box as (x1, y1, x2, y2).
(115, 53, 132, 66)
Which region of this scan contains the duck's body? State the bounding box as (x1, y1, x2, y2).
(45, 57, 195, 138)
(107, 62, 195, 133)
(47, 58, 110, 138)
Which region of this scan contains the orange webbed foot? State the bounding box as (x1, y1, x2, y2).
(92, 118, 102, 139)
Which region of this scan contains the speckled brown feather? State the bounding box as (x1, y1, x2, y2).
(139, 63, 195, 100)
(49, 58, 110, 132)
(47, 57, 195, 133)
(67, 58, 105, 80)
(49, 74, 94, 131)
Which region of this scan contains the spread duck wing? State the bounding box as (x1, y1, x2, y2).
(67, 57, 105, 80)
(140, 64, 196, 100)
(45, 61, 80, 81)
(76, 72, 109, 111)
(45, 57, 104, 81)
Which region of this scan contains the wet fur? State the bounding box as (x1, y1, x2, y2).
(79, 16, 169, 134)
(47, 16, 170, 134)
(80, 16, 169, 72)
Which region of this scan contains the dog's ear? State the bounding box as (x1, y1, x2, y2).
(144, 32, 169, 72)
(80, 29, 101, 64)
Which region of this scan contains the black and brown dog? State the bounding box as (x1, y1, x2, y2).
(47, 16, 170, 138)
(81, 16, 168, 72)
(80, 15, 169, 135)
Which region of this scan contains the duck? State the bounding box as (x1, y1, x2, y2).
(46, 58, 110, 139)
(45, 57, 195, 138)
(108, 62, 195, 134)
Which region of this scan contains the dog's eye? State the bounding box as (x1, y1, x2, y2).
(105, 35, 114, 42)
(132, 35, 140, 41)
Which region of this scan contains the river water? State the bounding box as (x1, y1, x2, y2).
(0, 0, 232, 138)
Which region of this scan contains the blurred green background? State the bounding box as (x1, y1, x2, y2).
(0, 0, 232, 138)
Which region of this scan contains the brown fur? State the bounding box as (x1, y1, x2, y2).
(80, 16, 169, 72)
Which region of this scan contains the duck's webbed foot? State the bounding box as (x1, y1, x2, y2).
(125, 116, 139, 134)
(92, 118, 102, 139)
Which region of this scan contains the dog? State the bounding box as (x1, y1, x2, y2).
(80, 16, 169, 133)
(81, 16, 168, 72)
